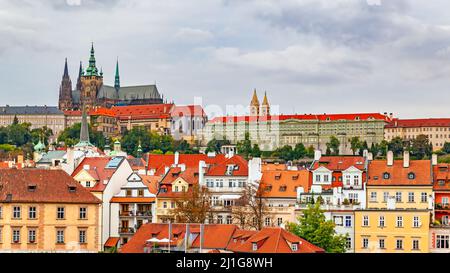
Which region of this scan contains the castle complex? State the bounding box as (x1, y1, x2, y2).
(58, 44, 164, 111)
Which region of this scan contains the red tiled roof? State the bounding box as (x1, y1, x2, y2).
(367, 160, 433, 186)
(209, 113, 390, 124)
(63, 108, 116, 117)
(171, 105, 206, 117)
(0, 169, 101, 204)
(140, 175, 161, 195)
(111, 104, 174, 121)
(311, 156, 366, 171)
(228, 227, 324, 253)
(205, 155, 248, 176)
(259, 170, 310, 198)
(386, 118, 450, 128)
(146, 153, 227, 176)
(105, 237, 120, 248)
(158, 167, 199, 198)
(120, 223, 323, 253)
(434, 164, 450, 191)
(72, 157, 123, 192)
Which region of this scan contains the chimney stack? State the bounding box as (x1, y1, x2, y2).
(314, 150, 322, 161)
(174, 151, 180, 166)
(432, 154, 438, 166)
(403, 151, 410, 168)
(387, 151, 394, 166)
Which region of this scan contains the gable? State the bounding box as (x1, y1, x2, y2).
(73, 169, 96, 182)
(313, 166, 332, 173)
(343, 166, 363, 174)
(127, 172, 142, 182)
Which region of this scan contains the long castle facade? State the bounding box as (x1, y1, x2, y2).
(58, 44, 164, 111)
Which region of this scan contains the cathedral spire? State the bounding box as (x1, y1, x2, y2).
(262, 91, 269, 106)
(250, 89, 260, 116)
(63, 58, 69, 78)
(74, 105, 93, 149)
(114, 58, 120, 91)
(76, 61, 83, 91)
(85, 42, 99, 76)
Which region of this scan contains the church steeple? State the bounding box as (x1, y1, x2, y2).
(260, 91, 270, 116)
(74, 105, 93, 149)
(76, 61, 83, 91)
(85, 42, 99, 76)
(114, 59, 120, 91)
(58, 58, 73, 110)
(250, 89, 260, 116)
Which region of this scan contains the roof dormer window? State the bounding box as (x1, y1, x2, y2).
(252, 243, 258, 251)
(28, 185, 37, 192)
(383, 172, 390, 180)
(291, 243, 298, 251)
(408, 172, 416, 180)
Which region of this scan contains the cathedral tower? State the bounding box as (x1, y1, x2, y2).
(260, 91, 270, 116)
(250, 89, 260, 116)
(80, 43, 103, 110)
(58, 58, 73, 110)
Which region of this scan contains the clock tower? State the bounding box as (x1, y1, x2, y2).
(80, 43, 103, 110)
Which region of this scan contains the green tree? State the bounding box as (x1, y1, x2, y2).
(0, 127, 9, 144)
(293, 143, 307, 159)
(349, 137, 362, 155)
(12, 115, 19, 125)
(57, 122, 107, 149)
(121, 127, 170, 156)
(410, 134, 432, 159)
(7, 123, 31, 146)
(378, 140, 389, 157)
(306, 145, 315, 158)
(31, 126, 53, 146)
(388, 137, 404, 156)
(326, 136, 340, 155)
(174, 140, 193, 153)
(276, 145, 295, 161)
(287, 203, 348, 253)
(237, 132, 253, 159)
(251, 144, 262, 158)
(443, 142, 450, 154)
(205, 138, 230, 153)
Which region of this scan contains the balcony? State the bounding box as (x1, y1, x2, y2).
(435, 203, 450, 210)
(296, 203, 361, 211)
(120, 211, 134, 217)
(119, 227, 135, 234)
(135, 210, 152, 217)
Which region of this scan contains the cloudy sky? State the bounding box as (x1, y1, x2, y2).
(1, 0, 449, 118)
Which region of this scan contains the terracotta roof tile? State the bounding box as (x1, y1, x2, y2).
(367, 160, 433, 186)
(386, 118, 450, 128)
(0, 169, 101, 204)
(259, 170, 310, 198)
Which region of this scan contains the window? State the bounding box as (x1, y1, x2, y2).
(171, 202, 175, 209)
(163, 202, 167, 209)
(265, 217, 271, 227)
(126, 189, 132, 197)
(396, 239, 403, 250)
(217, 216, 223, 224)
(13, 206, 21, 219)
(226, 216, 232, 225)
(421, 192, 427, 203)
(277, 218, 283, 226)
(315, 175, 321, 182)
(408, 192, 415, 203)
(79, 230, 87, 244)
(383, 172, 390, 179)
(86, 181, 91, 187)
(383, 192, 389, 203)
(291, 243, 298, 251)
(362, 216, 369, 227)
(346, 237, 352, 249)
(436, 235, 449, 249)
(345, 216, 352, 227)
(408, 173, 415, 180)
(56, 230, 65, 244)
(379, 239, 385, 249)
(28, 207, 37, 219)
(28, 229, 36, 244)
(57, 207, 65, 219)
(252, 243, 258, 251)
(370, 192, 377, 202)
(12, 229, 20, 244)
(379, 216, 385, 227)
(443, 216, 449, 225)
(412, 239, 419, 250)
(334, 216, 343, 226)
(442, 197, 449, 206)
(395, 192, 402, 202)
(413, 216, 420, 228)
(396, 216, 403, 228)
(138, 189, 144, 197)
(362, 238, 369, 249)
(79, 207, 87, 219)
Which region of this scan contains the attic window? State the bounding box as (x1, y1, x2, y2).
(275, 174, 281, 180)
(383, 172, 390, 180)
(373, 176, 379, 180)
(292, 175, 299, 180)
(68, 186, 77, 192)
(265, 185, 272, 192)
(252, 243, 258, 251)
(355, 116, 360, 121)
(438, 180, 445, 186)
(279, 185, 287, 192)
(291, 243, 299, 251)
(408, 172, 416, 180)
(28, 185, 37, 192)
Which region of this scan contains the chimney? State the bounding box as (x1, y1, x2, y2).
(164, 166, 170, 175)
(174, 151, 180, 165)
(432, 154, 438, 166)
(198, 160, 206, 186)
(367, 152, 373, 161)
(363, 149, 368, 157)
(180, 163, 186, 172)
(314, 150, 322, 161)
(387, 151, 394, 166)
(403, 151, 410, 168)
